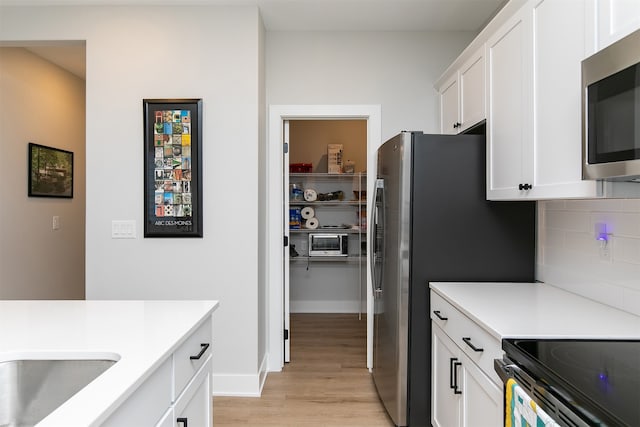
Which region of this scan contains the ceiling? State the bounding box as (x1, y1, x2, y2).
(1, 0, 507, 79)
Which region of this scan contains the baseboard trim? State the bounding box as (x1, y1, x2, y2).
(290, 300, 363, 313)
(211, 354, 270, 397)
(212, 373, 261, 397)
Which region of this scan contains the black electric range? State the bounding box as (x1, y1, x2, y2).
(501, 338, 640, 426)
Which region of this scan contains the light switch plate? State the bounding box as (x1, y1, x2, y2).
(112, 220, 136, 239)
(52, 216, 60, 230)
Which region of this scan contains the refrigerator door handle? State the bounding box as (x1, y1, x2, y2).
(370, 179, 385, 297)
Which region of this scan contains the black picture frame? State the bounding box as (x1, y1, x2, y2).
(28, 143, 74, 198)
(143, 98, 203, 237)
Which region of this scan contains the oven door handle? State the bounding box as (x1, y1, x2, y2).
(493, 357, 521, 384)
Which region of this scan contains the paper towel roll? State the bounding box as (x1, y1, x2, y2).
(304, 188, 318, 202)
(305, 218, 319, 229)
(301, 206, 315, 219)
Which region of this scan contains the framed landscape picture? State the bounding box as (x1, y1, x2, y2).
(143, 98, 203, 237)
(28, 143, 74, 198)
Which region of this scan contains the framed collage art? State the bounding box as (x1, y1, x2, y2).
(143, 98, 203, 237)
(28, 143, 74, 198)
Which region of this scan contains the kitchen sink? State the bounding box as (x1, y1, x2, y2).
(0, 358, 117, 426)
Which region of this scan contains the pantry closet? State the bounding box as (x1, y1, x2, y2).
(284, 119, 368, 361)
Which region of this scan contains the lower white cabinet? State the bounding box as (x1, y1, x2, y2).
(175, 356, 212, 427)
(156, 408, 174, 427)
(104, 319, 213, 427)
(431, 290, 502, 427)
(431, 325, 501, 427)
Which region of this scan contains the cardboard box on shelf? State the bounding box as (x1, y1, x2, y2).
(328, 144, 343, 174)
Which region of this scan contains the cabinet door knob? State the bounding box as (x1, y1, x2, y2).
(518, 183, 532, 191)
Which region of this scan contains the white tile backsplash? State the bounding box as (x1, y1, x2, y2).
(538, 199, 640, 316)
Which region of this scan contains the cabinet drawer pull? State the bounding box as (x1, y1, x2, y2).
(453, 361, 462, 395)
(177, 417, 188, 426)
(462, 337, 483, 352)
(433, 310, 448, 321)
(190, 343, 210, 360)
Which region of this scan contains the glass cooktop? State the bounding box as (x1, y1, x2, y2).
(503, 339, 640, 426)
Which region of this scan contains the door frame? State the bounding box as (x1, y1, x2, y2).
(267, 105, 382, 372)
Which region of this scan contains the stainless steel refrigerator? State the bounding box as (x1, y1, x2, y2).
(370, 130, 535, 427)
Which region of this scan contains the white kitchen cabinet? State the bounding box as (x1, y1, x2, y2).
(155, 408, 174, 427)
(486, 0, 598, 200)
(439, 75, 459, 135)
(597, 0, 640, 50)
(431, 291, 503, 427)
(437, 47, 485, 135)
(486, 4, 532, 198)
(431, 325, 501, 427)
(104, 319, 213, 427)
(432, 324, 461, 427)
(459, 350, 502, 427)
(175, 356, 212, 427)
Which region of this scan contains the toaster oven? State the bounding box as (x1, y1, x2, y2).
(308, 233, 349, 257)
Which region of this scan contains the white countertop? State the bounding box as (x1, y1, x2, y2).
(429, 282, 640, 340)
(0, 299, 219, 426)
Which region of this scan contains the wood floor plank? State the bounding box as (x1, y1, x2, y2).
(213, 313, 394, 426)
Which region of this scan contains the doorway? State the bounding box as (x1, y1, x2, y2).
(267, 105, 382, 372)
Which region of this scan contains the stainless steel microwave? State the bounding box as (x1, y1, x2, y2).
(582, 28, 640, 181)
(308, 233, 348, 257)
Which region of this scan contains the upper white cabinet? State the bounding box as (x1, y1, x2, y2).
(437, 47, 485, 135)
(486, 0, 599, 200)
(486, 6, 532, 198)
(438, 0, 622, 200)
(530, 0, 598, 198)
(439, 75, 459, 135)
(597, 0, 640, 50)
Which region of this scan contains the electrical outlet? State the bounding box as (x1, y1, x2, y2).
(595, 222, 612, 262)
(599, 240, 612, 262)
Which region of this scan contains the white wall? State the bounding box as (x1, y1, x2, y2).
(0, 47, 85, 300)
(0, 5, 264, 396)
(266, 31, 475, 140)
(537, 199, 640, 316)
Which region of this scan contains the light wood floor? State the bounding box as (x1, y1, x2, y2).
(213, 313, 394, 426)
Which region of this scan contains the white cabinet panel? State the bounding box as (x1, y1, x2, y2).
(460, 351, 502, 427)
(155, 408, 174, 427)
(598, 0, 640, 49)
(486, 0, 598, 200)
(440, 75, 459, 135)
(531, 0, 597, 198)
(175, 356, 212, 427)
(431, 291, 503, 427)
(459, 51, 485, 132)
(487, 7, 531, 196)
(438, 47, 485, 135)
(432, 325, 461, 427)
